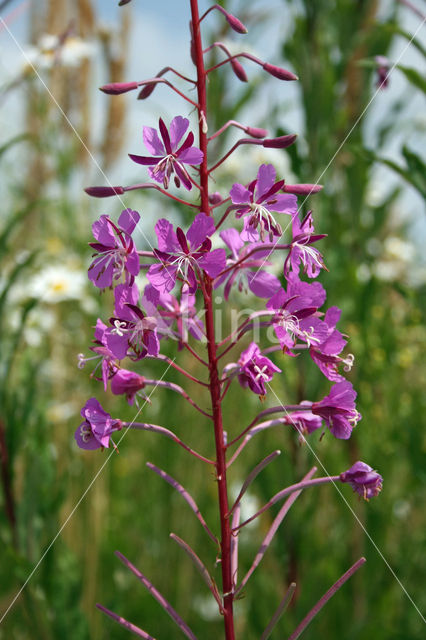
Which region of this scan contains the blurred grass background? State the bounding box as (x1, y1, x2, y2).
(0, 0, 425, 638)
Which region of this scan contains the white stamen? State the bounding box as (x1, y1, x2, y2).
(342, 353, 355, 372)
(301, 326, 321, 347)
(112, 320, 127, 336)
(253, 364, 270, 382)
(294, 242, 323, 269)
(80, 424, 92, 443)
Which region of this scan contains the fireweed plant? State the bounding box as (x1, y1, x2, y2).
(77, 2, 383, 638)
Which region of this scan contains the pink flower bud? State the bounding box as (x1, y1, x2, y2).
(214, 5, 248, 34)
(283, 183, 323, 195)
(209, 192, 222, 205)
(85, 186, 125, 198)
(100, 81, 139, 95)
(263, 62, 298, 81)
(231, 59, 248, 82)
(263, 134, 297, 149)
(138, 83, 156, 100)
(245, 126, 268, 138)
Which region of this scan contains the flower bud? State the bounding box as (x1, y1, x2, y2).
(340, 461, 382, 500)
(85, 186, 124, 198)
(100, 81, 139, 95)
(263, 62, 298, 81)
(375, 55, 390, 90)
(138, 83, 156, 100)
(214, 5, 248, 34)
(263, 134, 297, 149)
(283, 183, 323, 195)
(245, 126, 268, 138)
(209, 191, 222, 204)
(231, 59, 248, 82)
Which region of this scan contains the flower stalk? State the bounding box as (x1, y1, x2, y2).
(77, 1, 383, 636)
(190, 3, 235, 635)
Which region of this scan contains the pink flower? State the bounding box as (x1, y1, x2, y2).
(312, 381, 361, 439)
(214, 228, 280, 300)
(340, 461, 382, 499)
(267, 275, 327, 354)
(282, 402, 322, 436)
(88, 209, 140, 289)
(129, 116, 203, 190)
(238, 342, 281, 397)
(284, 211, 326, 279)
(142, 284, 205, 345)
(229, 164, 297, 241)
(111, 369, 147, 405)
(105, 284, 160, 361)
(75, 398, 121, 450)
(147, 214, 226, 295)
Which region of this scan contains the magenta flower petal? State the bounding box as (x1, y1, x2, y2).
(199, 249, 227, 279)
(320, 330, 347, 357)
(89, 257, 114, 289)
(75, 426, 103, 450)
(147, 263, 178, 294)
(173, 162, 192, 190)
(126, 252, 140, 278)
(154, 219, 180, 252)
(187, 213, 215, 249)
(310, 350, 346, 382)
(117, 208, 140, 235)
(256, 163, 276, 198)
(230, 183, 252, 205)
(268, 193, 298, 214)
(240, 217, 260, 243)
(169, 116, 189, 149)
(92, 215, 115, 245)
(106, 334, 128, 360)
(287, 273, 327, 308)
(220, 228, 244, 257)
(247, 271, 281, 298)
(144, 327, 160, 357)
(114, 283, 139, 318)
(143, 126, 165, 156)
(324, 306, 341, 327)
(129, 153, 161, 166)
(75, 398, 120, 450)
(88, 213, 140, 289)
(282, 404, 322, 435)
(179, 146, 204, 165)
(94, 318, 108, 342)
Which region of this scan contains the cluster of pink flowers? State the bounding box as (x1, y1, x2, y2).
(76, 3, 382, 637)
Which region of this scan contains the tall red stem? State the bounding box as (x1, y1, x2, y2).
(190, 1, 235, 638)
